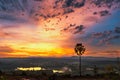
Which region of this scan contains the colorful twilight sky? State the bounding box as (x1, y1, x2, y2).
(0, 0, 120, 58)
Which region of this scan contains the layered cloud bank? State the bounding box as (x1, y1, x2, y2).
(0, 0, 120, 57)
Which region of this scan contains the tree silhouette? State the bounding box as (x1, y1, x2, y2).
(74, 43, 85, 76)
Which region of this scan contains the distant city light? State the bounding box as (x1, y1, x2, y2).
(15, 67, 65, 73)
(16, 67, 43, 71)
(53, 70, 64, 73)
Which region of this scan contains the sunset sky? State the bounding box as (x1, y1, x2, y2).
(0, 0, 120, 58)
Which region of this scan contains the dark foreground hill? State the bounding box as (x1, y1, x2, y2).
(0, 75, 120, 80)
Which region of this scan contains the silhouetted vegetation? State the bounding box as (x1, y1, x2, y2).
(74, 43, 85, 76)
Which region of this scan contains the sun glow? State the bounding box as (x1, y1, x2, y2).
(5, 41, 74, 57)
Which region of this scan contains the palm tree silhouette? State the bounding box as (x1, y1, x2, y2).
(74, 43, 85, 76)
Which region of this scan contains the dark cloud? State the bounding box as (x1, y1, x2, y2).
(61, 24, 76, 31)
(53, 0, 85, 16)
(115, 27, 120, 33)
(88, 26, 120, 45)
(54, 0, 63, 5)
(73, 0, 86, 8)
(61, 26, 73, 32)
(62, 0, 74, 8)
(99, 10, 110, 16)
(107, 35, 120, 41)
(61, 24, 85, 34)
(99, 35, 120, 45)
(0, 0, 26, 11)
(92, 0, 119, 8)
(93, 12, 97, 15)
(92, 31, 112, 38)
(63, 8, 74, 14)
(62, 0, 85, 8)
(74, 25, 85, 34)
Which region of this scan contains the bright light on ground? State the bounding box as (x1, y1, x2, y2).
(16, 67, 43, 71)
(15, 67, 65, 73)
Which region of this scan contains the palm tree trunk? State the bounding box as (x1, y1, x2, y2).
(79, 55, 81, 76)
